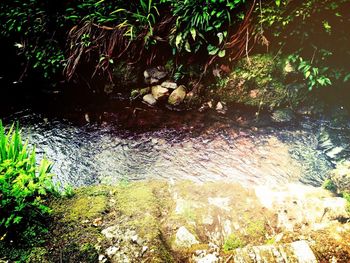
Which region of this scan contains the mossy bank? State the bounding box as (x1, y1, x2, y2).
(1, 179, 350, 262)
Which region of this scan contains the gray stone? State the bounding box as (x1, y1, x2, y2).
(152, 85, 169, 100)
(168, 85, 186, 106)
(161, 81, 178, 90)
(144, 67, 167, 80)
(175, 226, 199, 248)
(143, 94, 157, 106)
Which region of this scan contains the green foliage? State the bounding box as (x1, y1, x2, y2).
(223, 234, 245, 252)
(161, 0, 245, 56)
(0, 0, 65, 79)
(287, 54, 331, 91)
(0, 121, 57, 239)
(257, 0, 350, 91)
(322, 179, 337, 193)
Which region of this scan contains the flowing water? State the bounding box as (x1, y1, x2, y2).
(2, 105, 350, 188)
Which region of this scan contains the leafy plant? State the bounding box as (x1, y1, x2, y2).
(162, 0, 245, 57)
(287, 54, 331, 91)
(0, 121, 57, 239)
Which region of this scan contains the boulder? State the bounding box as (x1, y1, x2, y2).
(143, 94, 157, 106)
(161, 81, 178, 90)
(152, 85, 169, 100)
(174, 226, 199, 248)
(168, 85, 186, 106)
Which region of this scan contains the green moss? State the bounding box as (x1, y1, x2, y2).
(52, 186, 109, 222)
(113, 182, 165, 240)
(214, 54, 307, 110)
(223, 234, 245, 252)
(246, 219, 266, 240)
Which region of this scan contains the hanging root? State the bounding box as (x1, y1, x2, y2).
(64, 14, 174, 81)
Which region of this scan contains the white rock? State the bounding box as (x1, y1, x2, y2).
(196, 254, 219, 263)
(215, 102, 227, 114)
(161, 81, 178, 90)
(152, 85, 169, 100)
(141, 246, 148, 255)
(99, 254, 108, 263)
(101, 225, 120, 240)
(106, 246, 119, 257)
(291, 240, 317, 263)
(143, 94, 157, 106)
(175, 226, 199, 248)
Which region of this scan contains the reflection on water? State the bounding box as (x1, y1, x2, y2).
(2, 108, 349, 188)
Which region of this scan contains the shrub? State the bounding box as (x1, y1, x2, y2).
(0, 121, 57, 239)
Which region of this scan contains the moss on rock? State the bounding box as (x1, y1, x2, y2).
(214, 54, 307, 110)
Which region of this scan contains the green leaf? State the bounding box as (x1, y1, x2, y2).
(207, 44, 219, 55)
(185, 41, 191, 52)
(217, 32, 224, 45)
(190, 28, 196, 41)
(175, 33, 182, 49)
(305, 71, 311, 79)
(218, 49, 226, 58)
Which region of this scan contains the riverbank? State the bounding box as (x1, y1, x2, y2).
(1, 180, 350, 262)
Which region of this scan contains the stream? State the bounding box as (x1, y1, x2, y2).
(2, 104, 350, 188)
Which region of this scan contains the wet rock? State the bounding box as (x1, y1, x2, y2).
(271, 108, 295, 123)
(168, 85, 187, 106)
(143, 94, 157, 106)
(161, 81, 177, 90)
(152, 85, 169, 100)
(175, 226, 199, 248)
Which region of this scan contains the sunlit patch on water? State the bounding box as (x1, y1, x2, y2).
(2, 109, 349, 188)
